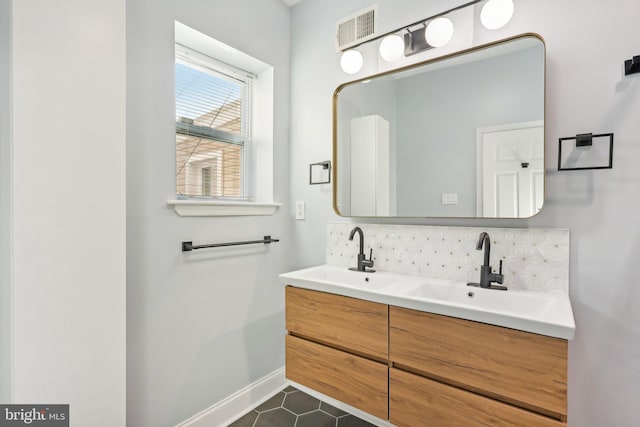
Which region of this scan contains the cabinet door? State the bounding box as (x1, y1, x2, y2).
(286, 286, 388, 361)
(286, 335, 388, 420)
(390, 307, 567, 420)
(390, 368, 565, 427)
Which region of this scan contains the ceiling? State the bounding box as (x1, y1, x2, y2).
(281, 0, 304, 6)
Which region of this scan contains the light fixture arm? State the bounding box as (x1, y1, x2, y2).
(404, 27, 431, 57)
(406, 28, 415, 51)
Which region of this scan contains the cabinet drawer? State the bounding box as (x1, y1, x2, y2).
(389, 307, 567, 420)
(390, 368, 565, 427)
(286, 335, 388, 420)
(286, 286, 388, 361)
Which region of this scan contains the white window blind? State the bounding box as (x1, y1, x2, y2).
(175, 44, 253, 199)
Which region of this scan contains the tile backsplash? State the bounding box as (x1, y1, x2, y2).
(326, 223, 570, 293)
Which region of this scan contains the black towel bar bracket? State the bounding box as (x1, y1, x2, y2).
(625, 55, 640, 76)
(182, 236, 279, 252)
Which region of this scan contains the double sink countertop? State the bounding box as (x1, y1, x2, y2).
(280, 264, 575, 340)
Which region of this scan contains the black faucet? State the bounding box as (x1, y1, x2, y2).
(348, 227, 375, 272)
(467, 232, 506, 290)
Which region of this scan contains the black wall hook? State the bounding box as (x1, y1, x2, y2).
(624, 55, 640, 75)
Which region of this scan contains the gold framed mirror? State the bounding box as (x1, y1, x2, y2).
(333, 34, 545, 218)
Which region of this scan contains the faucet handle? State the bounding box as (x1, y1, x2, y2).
(362, 248, 375, 269)
(493, 260, 505, 285)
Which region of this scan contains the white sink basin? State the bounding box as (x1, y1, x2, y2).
(279, 264, 575, 340)
(279, 264, 425, 292)
(403, 280, 553, 318)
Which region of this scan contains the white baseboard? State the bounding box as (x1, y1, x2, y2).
(176, 366, 287, 427)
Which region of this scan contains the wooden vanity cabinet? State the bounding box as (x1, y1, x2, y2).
(285, 286, 569, 425)
(389, 306, 568, 425)
(285, 286, 388, 419)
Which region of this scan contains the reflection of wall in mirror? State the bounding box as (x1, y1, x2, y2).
(395, 44, 543, 217)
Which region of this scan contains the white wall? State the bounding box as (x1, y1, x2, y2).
(0, 0, 12, 403)
(290, 0, 640, 425)
(8, 0, 127, 425)
(126, 0, 292, 425)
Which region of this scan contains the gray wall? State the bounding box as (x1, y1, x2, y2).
(396, 45, 543, 216)
(290, 0, 640, 425)
(0, 0, 11, 403)
(126, 0, 292, 425)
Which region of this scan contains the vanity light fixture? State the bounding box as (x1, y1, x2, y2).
(339, 0, 515, 74)
(425, 16, 454, 48)
(379, 34, 404, 62)
(340, 49, 364, 74)
(480, 0, 515, 30)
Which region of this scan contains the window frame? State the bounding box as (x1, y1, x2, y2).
(175, 44, 253, 201)
(168, 21, 281, 216)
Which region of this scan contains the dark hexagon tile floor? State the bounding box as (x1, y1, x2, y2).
(228, 387, 378, 427)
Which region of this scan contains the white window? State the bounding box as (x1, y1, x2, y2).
(175, 44, 254, 200)
(169, 22, 280, 216)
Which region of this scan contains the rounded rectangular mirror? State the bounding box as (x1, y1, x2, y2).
(333, 34, 545, 218)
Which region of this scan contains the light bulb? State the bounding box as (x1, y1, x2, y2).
(425, 17, 454, 48)
(379, 34, 404, 62)
(340, 49, 363, 74)
(481, 0, 514, 30)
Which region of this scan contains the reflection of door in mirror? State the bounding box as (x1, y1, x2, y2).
(477, 121, 544, 217)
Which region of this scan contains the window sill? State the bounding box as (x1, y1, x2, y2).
(168, 199, 282, 217)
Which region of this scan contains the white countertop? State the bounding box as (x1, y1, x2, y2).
(280, 264, 575, 340)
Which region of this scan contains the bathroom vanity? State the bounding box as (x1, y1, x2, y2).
(281, 264, 574, 426)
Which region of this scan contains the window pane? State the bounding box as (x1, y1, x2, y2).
(176, 62, 244, 136)
(176, 133, 242, 197)
(175, 51, 251, 199)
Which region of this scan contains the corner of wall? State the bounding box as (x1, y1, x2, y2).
(0, 0, 13, 403)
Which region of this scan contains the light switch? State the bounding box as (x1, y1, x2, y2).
(295, 201, 306, 220)
(441, 193, 458, 205)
